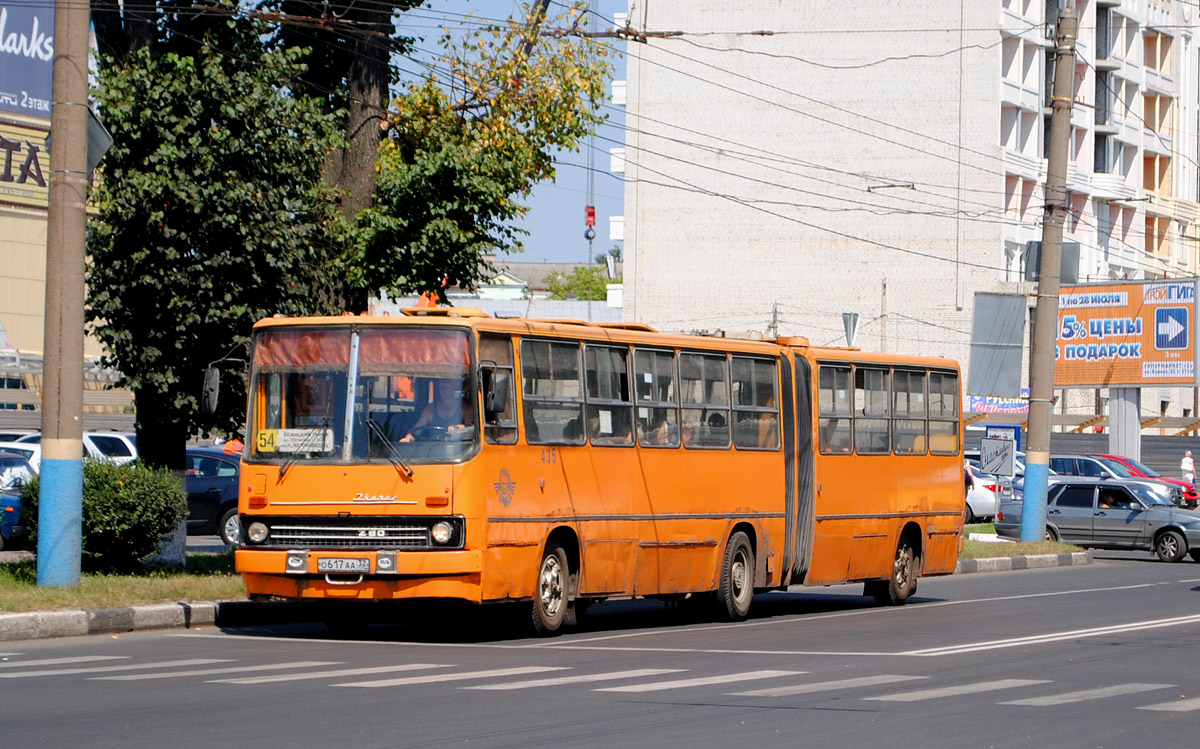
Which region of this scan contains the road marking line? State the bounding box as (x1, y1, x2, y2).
(999, 683, 1172, 706)
(0, 659, 230, 678)
(901, 613, 1200, 657)
(0, 655, 128, 669)
(865, 679, 1048, 702)
(596, 670, 804, 693)
(1138, 697, 1200, 712)
(91, 661, 341, 681)
(214, 663, 447, 685)
(464, 668, 687, 690)
(334, 666, 567, 688)
(730, 674, 929, 697)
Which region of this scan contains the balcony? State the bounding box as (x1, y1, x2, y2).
(1090, 172, 1136, 201)
(1144, 68, 1174, 96)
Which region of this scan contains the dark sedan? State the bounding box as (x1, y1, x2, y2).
(996, 477, 1200, 562)
(185, 447, 240, 544)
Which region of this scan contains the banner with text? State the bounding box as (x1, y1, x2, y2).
(0, 119, 50, 209)
(0, 4, 55, 118)
(1054, 279, 1199, 387)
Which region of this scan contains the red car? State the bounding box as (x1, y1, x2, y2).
(1092, 454, 1199, 509)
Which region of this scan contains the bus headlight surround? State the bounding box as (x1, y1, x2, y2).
(431, 521, 453, 545)
(247, 522, 269, 544)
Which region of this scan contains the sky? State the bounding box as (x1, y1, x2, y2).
(405, 1, 628, 265)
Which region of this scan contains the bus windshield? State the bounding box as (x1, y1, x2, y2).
(248, 326, 476, 464)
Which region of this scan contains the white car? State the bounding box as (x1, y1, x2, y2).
(965, 459, 1005, 523)
(11, 432, 137, 465)
(0, 442, 40, 472)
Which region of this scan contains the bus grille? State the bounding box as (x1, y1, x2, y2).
(268, 523, 430, 548)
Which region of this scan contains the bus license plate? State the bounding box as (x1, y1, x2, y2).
(317, 557, 370, 574)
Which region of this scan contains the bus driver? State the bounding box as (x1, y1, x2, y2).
(400, 379, 471, 441)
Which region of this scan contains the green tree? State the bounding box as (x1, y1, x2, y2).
(86, 14, 342, 470)
(545, 266, 616, 301)
(348, 1, 612, 303)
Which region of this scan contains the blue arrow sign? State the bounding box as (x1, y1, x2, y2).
(1155, 307, 1189, 350)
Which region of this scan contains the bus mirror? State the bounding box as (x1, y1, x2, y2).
(201, 365, 220, 414)
(486, 371, 511, 415)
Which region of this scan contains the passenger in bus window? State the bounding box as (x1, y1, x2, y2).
(401, 379, 471, 441)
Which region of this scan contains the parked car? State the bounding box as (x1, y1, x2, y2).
(0, 442, 40, 472)
(0, 430, 36, 443)
(0, 451, 33, 551)
(1091, 453, 1198, 509)
(13, 431, 138, 465)
(964, 459, 1003, 522)
(995, 477, 1200, 562)
(1048, 454, 1187, 508)
(185, 447, 240, 544)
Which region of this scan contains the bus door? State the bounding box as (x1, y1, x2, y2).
(787, 355, 815, 585)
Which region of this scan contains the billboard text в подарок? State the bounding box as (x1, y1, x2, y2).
(1055, 280, 1198, 387)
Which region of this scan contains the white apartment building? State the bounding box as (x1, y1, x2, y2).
(622, 0, 1200, 425)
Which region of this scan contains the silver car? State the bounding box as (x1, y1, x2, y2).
(995, 477, 1200, 562)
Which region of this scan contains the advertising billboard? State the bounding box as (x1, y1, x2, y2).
(0, 4, 55, 119)
(1054, 279, 1198, 387)
(0, 118, 50, 209)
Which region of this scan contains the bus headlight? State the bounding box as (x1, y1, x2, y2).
(431, 522, 453, 545)
(247, 522, 269, 543)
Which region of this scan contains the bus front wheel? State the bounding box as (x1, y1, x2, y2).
(532, 543, 569, 635)
(717, 532, 754, 621)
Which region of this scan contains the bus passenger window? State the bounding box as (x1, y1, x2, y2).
(680, 352, 730, 449)
(928, 370, 960, 455)
(634, 348, 679, 448)
(818, 365, 852, 454)
(731, 356, 779, 450)
(892, 369, 926, 455)
(480, 334, 517, 445)
(585, 345, 633, 446)
(521, 339, 584, 445)
(854, 367, 889, 455)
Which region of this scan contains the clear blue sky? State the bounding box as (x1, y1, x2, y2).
(405, 1, 628, 265)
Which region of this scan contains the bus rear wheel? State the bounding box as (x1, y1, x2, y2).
(531, 543, 569, 635)
(717, 532, 754, 621)
(871, 540, 918, 606)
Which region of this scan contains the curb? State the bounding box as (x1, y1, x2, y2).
(1, 552, 1096, 642)
(955, 550, 1093, 574)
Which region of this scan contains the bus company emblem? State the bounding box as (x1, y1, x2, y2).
(493, 468, 516, 507)
(353, 492, 397, 503)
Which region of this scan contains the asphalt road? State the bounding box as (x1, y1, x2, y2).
(2, 552, 1198, 748)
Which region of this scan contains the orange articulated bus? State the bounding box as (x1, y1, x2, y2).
(232, 308, 964, 633)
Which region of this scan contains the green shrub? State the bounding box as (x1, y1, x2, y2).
(20, 461, 187, 573)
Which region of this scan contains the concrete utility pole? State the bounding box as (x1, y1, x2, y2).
(1022, 4, 1076, 543)
(37, 0, 91, 586)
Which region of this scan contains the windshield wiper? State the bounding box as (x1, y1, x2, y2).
(365, 416, 415, 478)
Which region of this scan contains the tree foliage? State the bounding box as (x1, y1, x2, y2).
(86, 11, 342, 469)
(545, 266, 615, 301)
(349, 2, 612, 302)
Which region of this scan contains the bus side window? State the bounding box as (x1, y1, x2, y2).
(480, 334, 518, 445)
(634, 348, 679, 448)
(521, 338, 585, 445)
(731, 356, 779, 450)
(892, 369, 926, 455)
(818, 365, 852, 454)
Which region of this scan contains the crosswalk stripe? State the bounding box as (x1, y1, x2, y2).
(334, 666, 568, 688)
(0, 656, 128, 669)
(91, 661, 341, 681)
(865, 679, 1049, 702)
(730, 674, 929, 697)
(595, 670, 805, 693)
(214, 663, 447, 685)
(1138, 697, 1200, 712)
(0, 659, 230, 678)
(464, 669, 687, 691)
(1000, 682, 1172, 706)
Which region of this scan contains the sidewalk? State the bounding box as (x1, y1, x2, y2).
(0, 549, 1094, 643)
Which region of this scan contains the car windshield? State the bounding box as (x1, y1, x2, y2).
(1129, 483, 1174, 506)
(1095, 457, 1135, 477)
(1119, 456, 1159, 477)
(248, 326, 476, 465)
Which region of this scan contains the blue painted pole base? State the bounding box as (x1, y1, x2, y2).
(36, 458, 83, 587)
(1020, 462, 1051, 543)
